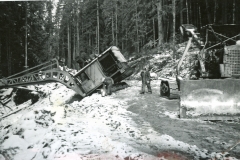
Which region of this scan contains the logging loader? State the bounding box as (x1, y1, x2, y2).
(0, 46, 134, 104)
(160, 24, 240, 120)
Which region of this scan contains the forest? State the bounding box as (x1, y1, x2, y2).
(0, 0, 239, 77)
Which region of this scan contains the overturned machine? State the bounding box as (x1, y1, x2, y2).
(160, 24, 240, 120)
(0, 46, 134, 102)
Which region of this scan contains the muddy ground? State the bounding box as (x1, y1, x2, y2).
(123, 80, 240, 159)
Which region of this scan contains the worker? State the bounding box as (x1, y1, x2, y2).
(59, 57, 66, 71)
(140, 66, 152, 94)
(75, 56, 86, 69)
(101, 77, 114, 97)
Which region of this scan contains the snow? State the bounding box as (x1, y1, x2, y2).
(0, 81, 239, 160)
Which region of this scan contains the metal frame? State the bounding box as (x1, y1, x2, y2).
(0, 58, 86, 97)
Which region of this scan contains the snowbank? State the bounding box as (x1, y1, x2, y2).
(0, 80, 238, 160)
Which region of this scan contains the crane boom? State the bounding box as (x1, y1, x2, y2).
(0, 58, 86, 97)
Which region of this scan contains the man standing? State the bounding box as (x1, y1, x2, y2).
(101, 77, 114, 96)
(140, 66, 152, 94)
(59, 57, 66, 71)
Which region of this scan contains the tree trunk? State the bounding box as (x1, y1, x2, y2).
(199, 5, 202, 27)
(222, 0, 227, 24)
(195, 1, 198, 27)
(180, 0, 183, 42)
(89, 33, 91, 46)
(153, 18, 155, 47)
(72, 3, 76, 64)
(122, 20, 124, 50)
(97, 0, 100, 54)
(112, 8, 115, 45)
(166, 15, 170, 42)
(233, 0, 235, 23)
(61, 38, 65, 63)
(189, 0, 192, 23)
(0, 39, 1, 67)
(214, 0, 217, 23)
(8, 51, 12, 76)
(67, 22, 71, 68)
(152, 0, 156, 47)
(125, 27, 128, 52)
(180, 0, 183, 24)
(186, 0, 189, 23)
(157, 0, 163, 50)
(115, 0, 118, 46)
(205, 0, 212, 24)
(72, 8, 75, 57)
(25, 2, 28, 69)
(76, 0, 80, 58)
(7, 29, 11, 75)
(73, 26, 76, 69)
(121, 0, 125, 50)
(57, 22, 60, 57)
(96, 26, 98, 53)
(135, 0, 139, 54)
(48, 1, 52, 60)
(172, 0, 176, 59)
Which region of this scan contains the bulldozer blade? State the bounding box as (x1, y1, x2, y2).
(179, 79, 240, 120)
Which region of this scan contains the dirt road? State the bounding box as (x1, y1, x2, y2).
(117, 80, 240, 159)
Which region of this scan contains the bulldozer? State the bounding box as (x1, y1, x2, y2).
(160, 24, 240, 120)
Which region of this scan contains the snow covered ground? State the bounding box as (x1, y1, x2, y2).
(0, 80, 240, 160)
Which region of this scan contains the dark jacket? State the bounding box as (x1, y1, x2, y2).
(141, 70, 151, 82)
(145, 70, 151, 81)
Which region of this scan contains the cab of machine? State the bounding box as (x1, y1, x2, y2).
(73, 46, 134, 96)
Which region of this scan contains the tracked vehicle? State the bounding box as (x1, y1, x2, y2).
(0, 46, 134, 103)
(160, 24, 240, 120)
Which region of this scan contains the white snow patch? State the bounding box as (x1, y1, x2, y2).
(0, 82, 238, 160)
